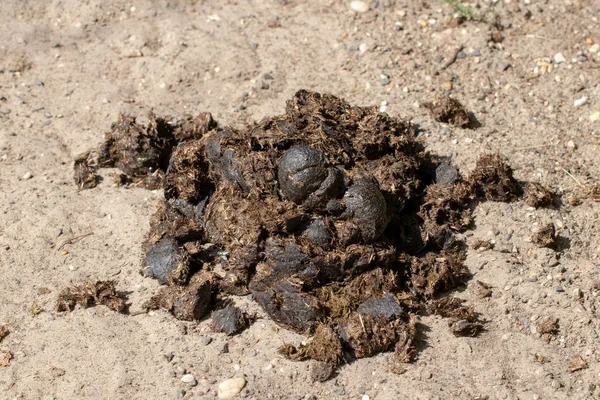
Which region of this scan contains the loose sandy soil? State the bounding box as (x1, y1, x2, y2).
(1, 1, 599, 399)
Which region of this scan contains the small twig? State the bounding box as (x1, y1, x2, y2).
(440, 44, 464, 70)
(358, 313, 367, 335)
(515, 144, 553, 151)
(56, 232, 94, 251)
(525, 34, 551, 40)
(562, 168, 585, 188)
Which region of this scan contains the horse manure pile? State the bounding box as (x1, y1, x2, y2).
(74, 90, 532, 377)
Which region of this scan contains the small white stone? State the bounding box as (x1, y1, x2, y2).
(218, 378, 246, 399)
(553, 52, 566, 64)
(359, 43, 368, 54)
(233, 364, 240, 371)
(574, 96, 587, 107)
(566, 140, 576, 149)
(181, 374, 197, 386)
(22, 172, 33, 180)
(350, 1, 369, 13)
(362, 396, 370, 400)
(590, 44, 600, 53)
(589, 111, 600, 122)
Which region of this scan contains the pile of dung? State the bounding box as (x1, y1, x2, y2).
(74, 90, 527, 376)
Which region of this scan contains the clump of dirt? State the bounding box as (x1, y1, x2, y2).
(75, 90, 536, 377)
(74, 152, 101, 189)
(143, 273, 215, 321)
(0, 325, 8, 342)
(474, 280, 493, 298)
(212, 305, 250, 335)
(568, 355, 588, 372)
(0, 351, 12, 367)
(532, 223, 557, 248)
(56, 281, 127, 313)
(423, 94, 470, 128)
(311, 361, 336, 382)
(524, 182, 553, 208)
(538, 318, 559, 342)
(469, 153, 522, 202)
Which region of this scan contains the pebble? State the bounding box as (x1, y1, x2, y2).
(472, 49, 481, 56)
(380, 74, 390, 86)
(566, 140, 576, 149)
(379, 100, 388, 113)
(441, 81, 453, 90)
(33, 78, 44, 86)
(589, 111, 600, 122)
(350, 1, 369, 13)
(553, 53, 567, 64)
(181, 374, 197, 386)
(234, 104, 246, 111)
(456, 51, 467, 59)
(439, 127, 452, 136)
(202, 337, 213, 346)
(497, 62, 511, 72)
(359, 43, 368, 54)
(304, 395, 317, 400)
(219, 342, 229, 354)
(394, 22, 403, 31)
(555, 285, 564, 293)
(217, 378, 246, 399)
(362, 395, 370, 400)
(574, 96, 587, 107)
(22, 172, 33, 180)
(590, 44, 600, 53)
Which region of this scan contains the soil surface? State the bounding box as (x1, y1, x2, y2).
(1, 1, 600, 399)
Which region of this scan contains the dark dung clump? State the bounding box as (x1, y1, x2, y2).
(56, 281, 126, 313)
(74, 90, 534, 377)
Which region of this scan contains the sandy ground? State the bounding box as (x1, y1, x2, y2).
(1, 0, 600, 399)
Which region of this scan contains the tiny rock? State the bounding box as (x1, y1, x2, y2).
(181, 374, 197, 386)
(497, 62, 511, 72)
(589, 111, 600, 122)
(350, 1, 369, 13)
(573, 96, 587, 107)
(217, 377, 246, 399)
(441, 81, 453, 90)
(553, 53, 567, 64)
(359, 43, 368, 54)
(22, 172, 33, 180)
(590, 44, 600, 53)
